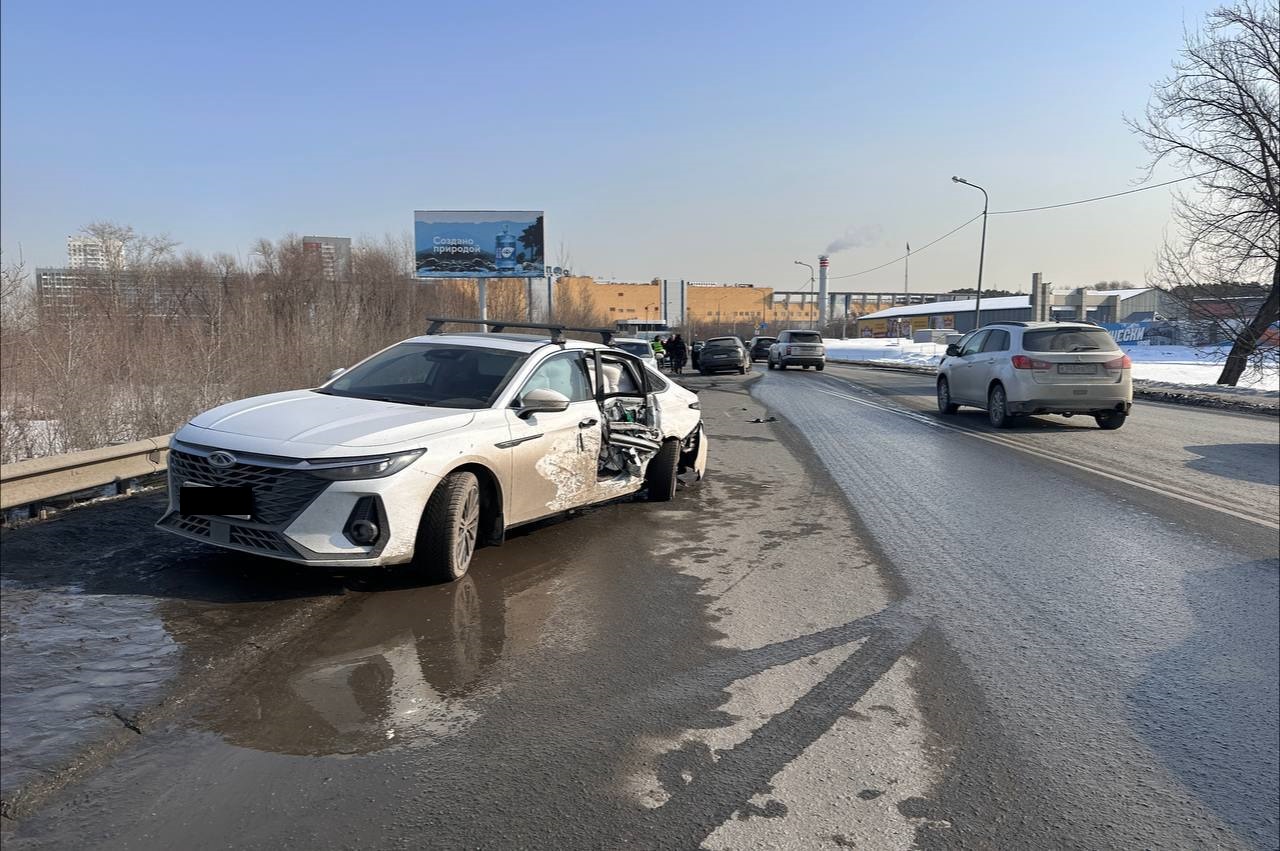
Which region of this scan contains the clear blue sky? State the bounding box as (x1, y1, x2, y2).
(1, 0, 1219, 293)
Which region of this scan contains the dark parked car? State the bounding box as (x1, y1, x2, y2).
(699, 337, 750, 375)
(748, 336, 776, 362)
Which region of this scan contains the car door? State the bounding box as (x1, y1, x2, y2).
(773, 332, 789, 362)
(950, 329, 991, 402)
(589, 349, 664, 493)
(975, 329, 1010, 396)
(504, 351, 602, 523)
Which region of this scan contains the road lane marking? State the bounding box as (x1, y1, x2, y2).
(812, 386, 1280, 531)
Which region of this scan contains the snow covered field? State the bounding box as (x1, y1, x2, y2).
(824, 338, 1280, 394)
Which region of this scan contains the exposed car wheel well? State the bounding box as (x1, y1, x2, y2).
(440, 462, 505, 546)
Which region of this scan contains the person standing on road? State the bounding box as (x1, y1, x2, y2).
(651, 335, 666, 366)
(666, 334, 688, 374)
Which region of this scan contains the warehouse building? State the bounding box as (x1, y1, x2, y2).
(855, 287, 1176, 337)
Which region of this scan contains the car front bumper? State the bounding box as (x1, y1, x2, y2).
(156, 446, 441, 566)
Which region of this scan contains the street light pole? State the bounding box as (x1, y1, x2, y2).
(951, 176, 988, 330)
(793, 260, 815, 330)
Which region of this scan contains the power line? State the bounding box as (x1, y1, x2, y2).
(828, 213, 981, 280)
(825, 171, 1208, 281)
(989, 172, 1208, 215)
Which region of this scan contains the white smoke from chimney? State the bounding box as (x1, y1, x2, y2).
(825, 224, 883, 255)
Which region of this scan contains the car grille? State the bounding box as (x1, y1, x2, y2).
(168, 449, 329, 527)
(160, 512, 299, 558)
(228, 525, 296, 555)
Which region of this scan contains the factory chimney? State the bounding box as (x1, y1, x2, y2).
(818, 255, 829, 328)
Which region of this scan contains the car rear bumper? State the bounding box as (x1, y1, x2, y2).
(1007, 398, 1132, 415)
(781, 357, 825, 367)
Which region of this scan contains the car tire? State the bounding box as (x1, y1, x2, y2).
(802, 365, 810, 370)
(700, 368, 709, 376)
(1095, 411, 1127, 430)
(416, 471, 481, 582)
(646, 439, 680, 501)
(937, 377, 959, 414)
(987, 384, 1017, 429)
(816, 363, 825, 372)
(767, 358, 776, 370)
(738, 366, 746, 374)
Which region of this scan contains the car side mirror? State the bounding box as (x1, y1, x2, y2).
(327, 367, 346, 381)
(945, 344, 961, 357)
(517, 388, 571, 418)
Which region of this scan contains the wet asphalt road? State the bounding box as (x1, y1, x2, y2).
(1, 365, 1277, 849)
(3, 378, 924, 849)
(756, 363, 1279, 849)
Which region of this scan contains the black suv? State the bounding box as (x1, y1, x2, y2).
(747, 336, 776, 362)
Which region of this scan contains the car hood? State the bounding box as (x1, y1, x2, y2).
(186, 390, 476, 449)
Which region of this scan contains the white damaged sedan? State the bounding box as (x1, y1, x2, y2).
(157, 321, 707, 580)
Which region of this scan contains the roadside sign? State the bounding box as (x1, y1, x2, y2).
(414, 211, 545, 278)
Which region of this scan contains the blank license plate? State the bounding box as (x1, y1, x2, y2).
(180, 484, 252, 518)
(1058, 364, 1097, 374)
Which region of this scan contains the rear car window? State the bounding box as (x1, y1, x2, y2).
(613, 341, 652, 358)
(705, 339, 741, 349)
(1022, 328, 1120, 353)
(788, 332, 822, 344)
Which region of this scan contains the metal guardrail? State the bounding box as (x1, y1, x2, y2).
(0, 434, 172, 512)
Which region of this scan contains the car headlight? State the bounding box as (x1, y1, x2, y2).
(308, 450, 425, 480)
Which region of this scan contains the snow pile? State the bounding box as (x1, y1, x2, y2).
(824, 338, 945, 367)
(824, 338, 1279, 393)
(1124, 345, 1278, 393)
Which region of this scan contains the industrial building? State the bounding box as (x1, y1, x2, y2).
(855, 287, 1177, 336)
(557, 276, 967, 333)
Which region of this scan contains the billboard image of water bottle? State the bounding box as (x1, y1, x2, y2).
(414, 211, 544, 278)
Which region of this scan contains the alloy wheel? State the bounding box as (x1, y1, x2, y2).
(454, 486, 480, 570)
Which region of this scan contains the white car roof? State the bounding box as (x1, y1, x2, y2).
(611, 337, 654, 345)
(400, 332, 609, 353)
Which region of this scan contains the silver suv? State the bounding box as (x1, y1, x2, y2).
(936, 322, 1132, 429)
(767, 330, 826, 370)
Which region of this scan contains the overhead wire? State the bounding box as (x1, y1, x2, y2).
(825, 171, 1209, 281)
(988, 172, 1210, 215)
(828, 213, 981, 280)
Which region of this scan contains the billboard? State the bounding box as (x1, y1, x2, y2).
(414, 211, 544, 278)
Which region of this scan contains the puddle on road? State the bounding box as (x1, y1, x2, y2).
(0, 579, 180, 798)
(194, 526, 578, 757)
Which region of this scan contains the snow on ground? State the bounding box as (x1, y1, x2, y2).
(824, 338, 1279, 394)
(824, 339, 947, 368)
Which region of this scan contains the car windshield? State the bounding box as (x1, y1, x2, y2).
(705, 339, 741, 349)
(1022, 328, 1120, 353)
(789, 332, 822, 344)
(319, 343, 528, 408)
(614, 341, 653, 358)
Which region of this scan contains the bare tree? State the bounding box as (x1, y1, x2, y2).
(1130, 0, 1279, 385)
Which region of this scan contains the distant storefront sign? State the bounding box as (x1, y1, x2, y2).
(1100, 320, 1179, 347)
(414, 211, 545, 278)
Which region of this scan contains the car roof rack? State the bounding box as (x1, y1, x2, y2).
(424, 316, 617, 345)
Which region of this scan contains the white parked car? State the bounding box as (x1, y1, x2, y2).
(611, 336, 659, 367)
(767, 329, 826, 370)
(936, 321, 1133, 429)
(157, 321, 708, 580)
